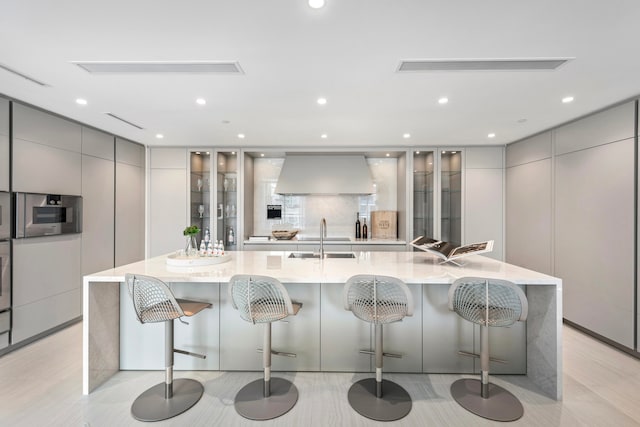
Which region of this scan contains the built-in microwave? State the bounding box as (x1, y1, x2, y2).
(14, 192, 82, 238)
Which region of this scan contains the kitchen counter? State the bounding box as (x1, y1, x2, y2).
(83, 251, 562, 401)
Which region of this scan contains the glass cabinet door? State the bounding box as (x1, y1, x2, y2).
(440, 150, 462, 245)
(216, 151, 238, 249)
(413, 150, 435, 239)
(189, 151, 211, 244)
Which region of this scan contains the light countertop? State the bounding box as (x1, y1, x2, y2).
(84, 250, 561, 286)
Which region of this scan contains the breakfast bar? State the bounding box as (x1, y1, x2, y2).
(83, 250, 562, 401)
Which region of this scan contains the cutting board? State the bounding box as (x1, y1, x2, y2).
(370, 211, 397, 239)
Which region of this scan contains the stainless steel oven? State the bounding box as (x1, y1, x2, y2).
(14, 192, 82, 238)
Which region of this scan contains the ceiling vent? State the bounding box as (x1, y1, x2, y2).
(0, 63, 49, 86)
(397, 58, 572, 72)
(72, 61, 244, 74)
(104, 112, 144, 130)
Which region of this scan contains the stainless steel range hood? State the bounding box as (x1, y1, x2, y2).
(275, 154, 374, 195)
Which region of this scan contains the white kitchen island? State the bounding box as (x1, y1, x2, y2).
(83, 250, 562, 401)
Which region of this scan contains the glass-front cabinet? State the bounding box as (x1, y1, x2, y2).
(216, 151, 238, 250)
(189, 151, 211, 244)
(412, 149, 462, 244)
(440, 150, 462, 246)
(413, 150, 435, 239)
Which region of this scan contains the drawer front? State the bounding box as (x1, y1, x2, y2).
(0, 310, 10, 333)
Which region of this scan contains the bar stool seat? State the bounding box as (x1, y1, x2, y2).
(343, 274, 414, 422)
(228, 274, 302, 421)
(126, 273, 212, 422)
(448, 276, 528, 422)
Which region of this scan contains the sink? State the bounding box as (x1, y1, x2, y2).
(287, 252, 356, 259)
(325, 252, 356, 258)
(296, 236, 351, 242)
(288, 252, 320, 259)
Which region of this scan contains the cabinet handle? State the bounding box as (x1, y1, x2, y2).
(217, 204, 223, 219)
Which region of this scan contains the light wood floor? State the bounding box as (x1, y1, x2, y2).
(1, 323, 639, 426)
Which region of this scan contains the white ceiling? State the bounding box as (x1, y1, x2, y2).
(1, 1, 639, 148)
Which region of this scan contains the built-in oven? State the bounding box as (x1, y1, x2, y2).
(14, 192, 82, 238)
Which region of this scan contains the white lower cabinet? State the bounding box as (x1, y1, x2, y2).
(320, 283, 422, 373)
(120, 282, 220, 370)
(219, 282, 321, 371)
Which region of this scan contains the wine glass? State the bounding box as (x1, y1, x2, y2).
(198, 205, 205, 218)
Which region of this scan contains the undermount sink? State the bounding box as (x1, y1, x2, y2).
(288, 252, 356, 259)
(296, 236, 351, 242)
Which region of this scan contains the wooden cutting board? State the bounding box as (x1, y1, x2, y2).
(370, 211, 397, 239)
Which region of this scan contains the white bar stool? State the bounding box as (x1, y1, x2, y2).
(343, 274, 414, 422)
(448, 276, 528, 422)
(126, 273, 212, 422)
(228, 274, 302, 421)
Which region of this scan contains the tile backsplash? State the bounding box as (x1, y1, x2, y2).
(253, 157, 397, 238)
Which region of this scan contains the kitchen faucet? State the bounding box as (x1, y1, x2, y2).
(320, 218, 327, 259)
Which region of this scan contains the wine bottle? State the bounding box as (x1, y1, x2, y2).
(362, 218, 368, 239)
(355, 212, 361, 239)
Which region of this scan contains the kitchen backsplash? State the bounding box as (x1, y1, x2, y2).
(253, 157, 397, 238)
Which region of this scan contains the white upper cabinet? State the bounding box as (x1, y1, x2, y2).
(0, 98, 9, 191)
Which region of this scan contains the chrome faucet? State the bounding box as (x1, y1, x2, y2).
(320, 218, 327, 259)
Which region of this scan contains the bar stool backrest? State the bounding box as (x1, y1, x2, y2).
(448, 277, 528, 327)
(126, 273, 185, 324)
(228, 274, 295, 324)
(343, 274, 414, 324)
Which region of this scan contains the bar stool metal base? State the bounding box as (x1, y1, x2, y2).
(234, 377, 298, 420)
(347, 378, 412, 422)
(451, 378, 524, 422)
(131, 378, 204, 422)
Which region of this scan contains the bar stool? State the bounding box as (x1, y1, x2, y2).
(448, 276, 528, 422)
(126, 273, 212, 422)
(228, 274, 302, 420)
(343, 274, 414, 422)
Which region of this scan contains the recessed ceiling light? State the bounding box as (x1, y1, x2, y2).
(206, 152, 210, 155)
(415, 151, 420, 154)
(403, 133, 411, 139)
(317, 97, 327, 105)
(76, 98, 87, 105)
(260, 153, 265, 157)
(488, 133, 496, 138)
(451, 151, 457, 154)
(196, 98, 206, 105)
(562, 96, 574, 103)
(237, 133, 245, 139)
(321, 134, 328, 139)
(386, 153, 390, 157)
(231, 151, 236, 155)
(438, 97, 449, 104)
(309, 0, 325, 8)
(156, 134, 164, 139)
(442, 150, 446, 154)
(195, 151, 201, 155)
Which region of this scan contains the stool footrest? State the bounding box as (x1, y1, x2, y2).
(358, 349, 403, 359)
(458, 350, 506, 364)
(174, 348, 206, 359)
(257, 348, 297, 358)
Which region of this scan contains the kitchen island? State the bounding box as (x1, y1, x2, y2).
(83, 250, 562, 401)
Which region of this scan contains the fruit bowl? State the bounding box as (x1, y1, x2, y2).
(271, 229, 299, 240)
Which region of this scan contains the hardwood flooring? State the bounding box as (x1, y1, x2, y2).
(0, 323, 639, 426)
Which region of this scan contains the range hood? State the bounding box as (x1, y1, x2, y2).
(275, 154, 374, 195)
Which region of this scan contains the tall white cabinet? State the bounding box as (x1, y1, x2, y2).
(506, 100, 638, 351)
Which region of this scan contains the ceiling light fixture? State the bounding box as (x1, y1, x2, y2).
(488, 133, 496, 138)
(386, 153, 390, 157)
(238, 133, 245, 139)
(562, 96, 574, 103)
(260, 153, 265, 157)
(415, 151, 420, 154)
(156, 134, 164, 139)
(438, 97, 449, 104)
(196, 98, 206, 105)
(76, 98, 87, 105)
(403, 133, 411, 139)
(321, 134, 328, 139)
(317, 97, 327, 105)
(309, 0, 325, 9)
